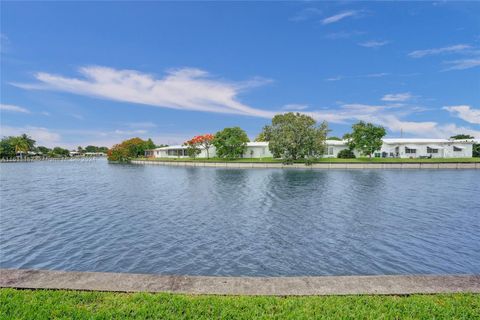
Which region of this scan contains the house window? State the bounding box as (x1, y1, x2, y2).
(375, 153, 381, 158)
(453, 146, 462, 152)
(405, 147, 416, 154)
(427, 147, 438, 154)
(328, 147, 334, 155)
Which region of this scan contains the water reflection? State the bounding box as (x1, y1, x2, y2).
(1, 161, 479, 276)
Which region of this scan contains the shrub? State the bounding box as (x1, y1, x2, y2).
(337, 149, 356, 159)
(107, 137, 155, 162)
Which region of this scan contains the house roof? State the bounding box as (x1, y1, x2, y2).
(383, 138, 474, 144)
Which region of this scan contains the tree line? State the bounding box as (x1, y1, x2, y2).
(0, 134, 109, 159)
(66, 113, 479, 163)
(108, 113, 390, 162)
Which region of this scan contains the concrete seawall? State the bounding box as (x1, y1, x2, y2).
(131, 160, 480, 170)
(1, 269, 479, 295)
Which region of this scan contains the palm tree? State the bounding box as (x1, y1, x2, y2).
(20, 134, 35, 150)
(11, 137, 30, 159)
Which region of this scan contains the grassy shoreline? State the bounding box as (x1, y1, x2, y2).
(136, 157, 480, 163)
(1, 289, 478, 319)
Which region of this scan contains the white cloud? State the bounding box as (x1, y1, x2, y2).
(0, 126, 61, 147)
(321, 11, 358, 25)
(0, 103, 31, 114)
(365, 72, 390, 78)
(13, 65, 479, 140)
(443, 105, 480, 124)
(0, 33, 10, 53)
(114, 129, 148, 135)
(14, 66, 277, 119)
(126, 122, 157, 128)
(72, 114, 84, 120)
(281, 104, 309, 111)
(325, 73, 389, 81)
(289, 7, 322, 22)
(325, 76, 343, 81)
(325, 30, 365, 40)
(442, 58, 480, 71)
(381, 93, 412, 102)
(358, 40, 389, 48)
(408, 44, 471, 58)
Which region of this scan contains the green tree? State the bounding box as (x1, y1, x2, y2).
(107, 144, 131, 162)
(185, 144, 201, 158)
(85, 145, 98, 153)
(36, 146, 51, 155)
(11, 136, 30, 159)
(107, 137, 152, 162)
(212, 127, 249, 159)
(20, 134, 36, 150)
(473, 144, 480, 157)
(327, 136, 342, 141)
(450, 134, 474, 140)
(264, 112, 329, 161)
(0, 137, 16, 158)
(144, 138, 156, 150)
(343, 121, 386, 158)
(254, 127, 271, 142)
(51, 147, 70, 157)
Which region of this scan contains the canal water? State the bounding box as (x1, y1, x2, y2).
(1, 160, 479, 276)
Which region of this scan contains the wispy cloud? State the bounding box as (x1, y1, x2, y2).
(325, 73, 389, 81)
(14, 66, 276, 119)
(281, 104, 309, 111)
(126, 122, 157, 128)
(325, 30, 365, 40)
(408, 44, 471, 58)
(443, 105, 480, 124)
(321, 11, 358, 25)
(358, 40, 389, 48)
(0, 125, 61, 146)
(442, 58, 480, 71)
(0, 33, 10, 53)
(13, 65, 479, 139)
(381, 93, 413, 102)
(71, 114, 84, 120)
(0, 103, 31, 114)
(289, 7, 322, 22)
(114, 129, 147, 135)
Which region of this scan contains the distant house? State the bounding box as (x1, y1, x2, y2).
(325, 139, 474, 159)
(146, 139, 475, 159)
(146, 142, 272, 159)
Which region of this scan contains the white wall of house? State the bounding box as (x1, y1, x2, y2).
(146, 139, 474, 159)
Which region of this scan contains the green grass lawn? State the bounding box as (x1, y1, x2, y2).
(136, 157, 480, 163)
(1, 289, 479, 319)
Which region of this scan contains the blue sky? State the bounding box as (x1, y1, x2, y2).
(1, 1, 479, 148)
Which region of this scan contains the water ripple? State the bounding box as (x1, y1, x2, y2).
(1, 161, 479, 276)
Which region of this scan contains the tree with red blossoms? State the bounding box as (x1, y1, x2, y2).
(184, 134, 215, 159)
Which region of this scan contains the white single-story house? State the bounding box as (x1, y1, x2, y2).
(145, 142, 273, 159)
(145, 139, 475, 159)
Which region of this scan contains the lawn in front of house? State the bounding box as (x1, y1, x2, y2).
(1, 289, 479, 319)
